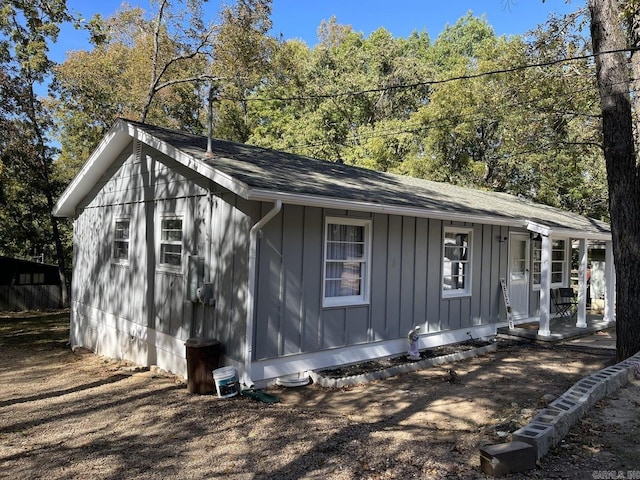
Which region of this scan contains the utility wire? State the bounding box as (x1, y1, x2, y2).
(273, 79, 635, 154)
(216, 46, 637, 104)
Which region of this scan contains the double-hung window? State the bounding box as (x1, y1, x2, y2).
(159, 216, 183, 269)
(532, 238, 567, 288)
(113, 218, 131, 263)
(323, 217, 371, 307)
(442, 227, 472, 297)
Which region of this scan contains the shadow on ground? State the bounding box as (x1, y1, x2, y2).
(0, 312, 635, 479)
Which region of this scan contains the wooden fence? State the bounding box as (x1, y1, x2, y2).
(0, 285, 64, 311)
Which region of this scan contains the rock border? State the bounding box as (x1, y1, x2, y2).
(309, 343, 497, 388)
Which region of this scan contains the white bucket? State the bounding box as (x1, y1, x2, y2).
(213, 366, 238, 398)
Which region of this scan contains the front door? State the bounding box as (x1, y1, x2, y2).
(509, 233, 530, 320)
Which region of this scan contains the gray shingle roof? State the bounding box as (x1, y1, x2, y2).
(122, 121, 612, 237)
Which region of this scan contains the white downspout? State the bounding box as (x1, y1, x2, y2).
(242, 200, 282, 387)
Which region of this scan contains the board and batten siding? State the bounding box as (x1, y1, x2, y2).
(70, 140, 252, 372)
(202, 190, 255, 361)
(253, 205, 509, 361)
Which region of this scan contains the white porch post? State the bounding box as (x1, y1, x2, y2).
(576, 238, 588, 328)
(538, 234, 552, 336)
(604, 240, 616, 322)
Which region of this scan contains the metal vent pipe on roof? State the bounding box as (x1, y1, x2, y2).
(206, 84, 215, 157)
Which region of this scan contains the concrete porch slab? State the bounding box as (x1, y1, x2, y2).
(497, 314, 615, 344)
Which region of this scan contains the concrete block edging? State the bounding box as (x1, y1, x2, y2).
(309, 343, 497, 388)
(512, 351, 640, 467)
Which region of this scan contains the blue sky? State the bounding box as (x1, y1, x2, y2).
(53, 0, 585, 63)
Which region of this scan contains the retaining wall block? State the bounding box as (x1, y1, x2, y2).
(530, 407, 571, 442)
(512, 422, 555, 460)
(588, 368, 625, 395)
(616, 359, 640, 381)
(628, 357, 640, 379)
(563, 387, 587, 403)
(574, 376, 607, 400)
(599, 365, 630, 394)
(564, 381, 603, 410)
(548, 396, 584, 424)
(506, 348, 640, 470)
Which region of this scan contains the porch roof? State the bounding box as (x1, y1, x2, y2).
(54, 119, 611, 240)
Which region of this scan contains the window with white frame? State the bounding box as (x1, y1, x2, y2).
(442, 227, 472, 296)
(532, 239, 567, 287)
(159, 216, 183, 269)
(323, 217, 371, 307)
(113, 218, 131, 262)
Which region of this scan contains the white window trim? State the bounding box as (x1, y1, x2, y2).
(322, 217, 372, 308)
(532, 238, 569, 290)
(157, 213, 184, 273)
(442, 226, 473, 298)
(112, 216, 131, 265)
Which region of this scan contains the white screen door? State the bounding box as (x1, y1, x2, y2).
(509, 233, 530, 320)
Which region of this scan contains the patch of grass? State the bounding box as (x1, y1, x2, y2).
(0, 311, 70, 349)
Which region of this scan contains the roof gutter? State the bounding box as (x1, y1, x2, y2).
(242, 199, 282, 387)
(248, 189, 611, 240)
(247, 189, 526, 228)
(526, 221, 611, 241)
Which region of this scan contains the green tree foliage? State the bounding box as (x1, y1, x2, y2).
(0, 1, 616, 326)
(245, 12, 607, 220)
(0, 0, 72, 296)
(51, 4, 607, 223)
(507, 13, 607, 218)
(249, 19, 432, 168)
(52, 0, 276, 173)
(408, 15, 508, 186)
(211, 0, 276, 142)
(51, 0, 215, 178)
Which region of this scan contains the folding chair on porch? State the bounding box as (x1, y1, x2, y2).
(552, 288, 578, 321)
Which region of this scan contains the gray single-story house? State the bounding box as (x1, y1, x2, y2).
(53, 119, 615, 386)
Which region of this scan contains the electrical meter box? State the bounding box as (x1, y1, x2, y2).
(188, 256, 215, 305)
(188, 256, 204, 303)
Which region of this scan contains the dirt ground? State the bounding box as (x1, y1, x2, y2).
(1, 311, 639, 479)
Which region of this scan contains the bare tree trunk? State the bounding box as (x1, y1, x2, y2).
(589, 0, 640, 360)
(24, 79, 70, 307)
(628, 6, 640, 161)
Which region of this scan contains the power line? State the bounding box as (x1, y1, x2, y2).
(217, 46, 636, 104)
(212, 49, 620, 153)
(267, 79, 635, 155)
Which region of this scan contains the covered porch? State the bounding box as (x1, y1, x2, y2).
(508, 221, 615, 339)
